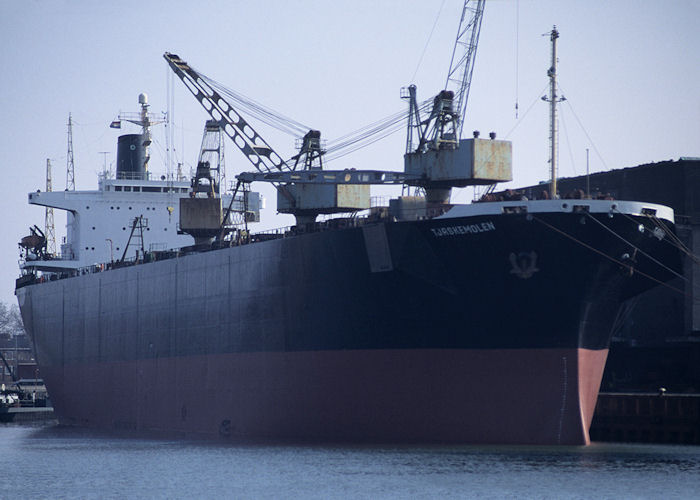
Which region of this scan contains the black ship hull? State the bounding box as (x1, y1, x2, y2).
(16, 201, 680, 444)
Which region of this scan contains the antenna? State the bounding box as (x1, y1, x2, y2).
(45, 159, 57, 256)
(66, 113, 75, 191)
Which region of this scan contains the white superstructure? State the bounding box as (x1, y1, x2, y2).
(21, 94, 261, 274)
(24, 174, 194, 271)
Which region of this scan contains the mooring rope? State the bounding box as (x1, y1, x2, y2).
(584, 212, 686, 282)
(530, 215, 686, 297)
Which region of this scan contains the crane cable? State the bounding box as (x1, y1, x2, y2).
(531, 215, 686, 297)
(189, 65, 436, 165)
(584, 212, 686, 283)
(410, 0, 447, 83)
(616, 210, 700, 266)
(323, 99, 433, 163)
(195, 68, 311, 137)
(514, 0, 519, 119)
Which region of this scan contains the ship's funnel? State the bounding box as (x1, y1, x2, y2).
(116, 134, 146, 180)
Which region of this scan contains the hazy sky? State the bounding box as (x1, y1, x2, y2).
(1, 0, 698, 304)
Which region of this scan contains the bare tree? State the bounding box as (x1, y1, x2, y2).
(0, 301, 25, 340)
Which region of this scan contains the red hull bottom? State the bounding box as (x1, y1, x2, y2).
(43, 348, 608, 445)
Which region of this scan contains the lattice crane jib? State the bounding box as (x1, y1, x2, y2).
(405, 0, 485, 153)
(163, 53, 288, 175)
(401, 1, 510, 199)
(444, 0, 485, 141)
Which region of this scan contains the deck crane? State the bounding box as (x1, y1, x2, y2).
(443, 0, 485, 144)
(164, 53, 412, 226)
(402, 0, 511, 204)
(164, 53, 304, 177)
(405, 0, 485, 154)
(165, 1, 510, 228)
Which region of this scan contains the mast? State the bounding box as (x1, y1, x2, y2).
(45, 159, 56, 256)
(139, 93, 153, 173)
(543, 26, 563, 198)
(66, 113, 75, 191)
(112, 94, 164, 176)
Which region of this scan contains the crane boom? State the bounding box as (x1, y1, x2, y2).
(444, 0, 485, 140)
(163, 52, 288, 174)
(404, 0, 485, 154)
(401, 1, 510, 204)
(237, 169, 418, 185)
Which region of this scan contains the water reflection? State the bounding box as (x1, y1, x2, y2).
(2, 424, 699, 499)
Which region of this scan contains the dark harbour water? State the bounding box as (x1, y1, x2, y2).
(2, 423, 700, 499)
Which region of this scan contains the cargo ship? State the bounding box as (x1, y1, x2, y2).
(13, 6, 682, 444)
(15, 190, 680, 444)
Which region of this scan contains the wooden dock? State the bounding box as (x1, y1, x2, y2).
(0, 406, 55, 424)
(590, 392, 700, 444)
